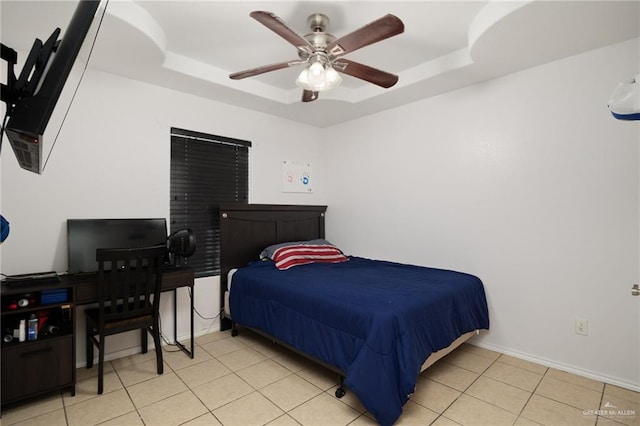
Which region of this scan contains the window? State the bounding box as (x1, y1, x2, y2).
(170, 127, 250, 277)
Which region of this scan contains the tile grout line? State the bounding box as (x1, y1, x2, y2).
(426, 352, 502, 425)
(156, 342, 218, 425)
(513, 364, 549, 425)
(171, 341, 231, 425)
(111, 359, 147, 426)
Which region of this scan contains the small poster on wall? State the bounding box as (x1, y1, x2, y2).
(282, 160, 313, 193)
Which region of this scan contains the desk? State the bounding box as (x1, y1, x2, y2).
(1, 268, 194, 407)
(64, 267, 195, 358)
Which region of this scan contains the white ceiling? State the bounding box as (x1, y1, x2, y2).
(1, 1, 639, 128)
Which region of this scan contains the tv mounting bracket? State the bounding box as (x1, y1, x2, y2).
(1, 29, 61, 111)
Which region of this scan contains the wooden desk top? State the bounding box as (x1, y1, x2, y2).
(1, 268, 194, 305)
(67, 268, 195, 305)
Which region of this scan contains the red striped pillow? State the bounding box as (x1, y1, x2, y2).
(272, 244, 349, 270)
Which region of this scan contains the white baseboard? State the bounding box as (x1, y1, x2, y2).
(471, 341, 640, 393)
(76, 327, 218, 368)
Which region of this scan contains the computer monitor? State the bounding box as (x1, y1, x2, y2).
(67, 218, 167, 274)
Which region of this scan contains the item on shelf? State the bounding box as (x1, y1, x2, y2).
(45, 324, 59, 335)
(37, 311, 49, 333)
(41, 288, 68, 305)
(27, 314, 38, 340)
(5, 294, 37, 309)
(18, 319, 25, 342)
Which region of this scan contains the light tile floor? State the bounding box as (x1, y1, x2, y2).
(1, 329, 638, 426)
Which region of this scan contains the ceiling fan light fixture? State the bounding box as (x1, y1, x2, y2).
(296, 57, 342, 92)
(308, 60, 325, 85)
(296, 67, 313, 90)
(324, 66, 342, 90)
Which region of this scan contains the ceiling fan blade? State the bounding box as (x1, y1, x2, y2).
(302, 90, 319, 102)
(327, 14, 404, 58)
(250, 11, 314, 56)
(333, 59, 398, 88)
(229, 60, 303, 80)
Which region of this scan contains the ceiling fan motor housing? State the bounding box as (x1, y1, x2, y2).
(304, 13, 336, 52)
(308, 13, 329, 32)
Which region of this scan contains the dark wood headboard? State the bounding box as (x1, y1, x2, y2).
(218, 204, 327, 327)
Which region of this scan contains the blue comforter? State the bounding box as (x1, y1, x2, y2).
(229, 257, 489, 425)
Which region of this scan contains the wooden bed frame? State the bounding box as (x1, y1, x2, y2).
(219, 204, 328, 329)
(218, 203, 478, 398)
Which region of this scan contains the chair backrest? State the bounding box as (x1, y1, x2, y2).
(96, 245, 166, 323)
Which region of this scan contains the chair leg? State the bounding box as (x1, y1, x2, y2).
(86, 319, 94, 369)
(152, 323, 163, 375)
(141, 327, 148, 354)
(97, 335, 105, 394)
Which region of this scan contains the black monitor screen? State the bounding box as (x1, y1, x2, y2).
(67, 218, 167, 274)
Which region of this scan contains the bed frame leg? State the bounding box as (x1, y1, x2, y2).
(335, 375, 346, 398)
(231, 321, 239, 337)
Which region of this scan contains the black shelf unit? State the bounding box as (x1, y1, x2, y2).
(1, 279, 75, 407)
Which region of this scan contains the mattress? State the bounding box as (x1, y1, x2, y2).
(228, 257, 489, 425)
(224, 268, 237, 317)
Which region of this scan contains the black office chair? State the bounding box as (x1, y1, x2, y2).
(85, 245, 166, 394)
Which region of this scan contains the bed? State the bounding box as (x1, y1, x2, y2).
(219, 204, 489, 425)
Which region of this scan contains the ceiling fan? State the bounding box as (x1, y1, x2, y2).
(229, 11, 404, 102)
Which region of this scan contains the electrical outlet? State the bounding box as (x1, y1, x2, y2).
(575, 319, 589, 336)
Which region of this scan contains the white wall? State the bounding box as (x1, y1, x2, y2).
(0, 69, 326, 364)
(325, 38, 640, 391)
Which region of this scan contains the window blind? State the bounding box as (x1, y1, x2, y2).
(170, 127, 250, 277)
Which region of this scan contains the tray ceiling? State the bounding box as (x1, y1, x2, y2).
(2, 1, 638, 127)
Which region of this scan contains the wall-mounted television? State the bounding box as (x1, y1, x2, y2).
(1, 0, 106, 174)
(67, 218, 167, 274)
